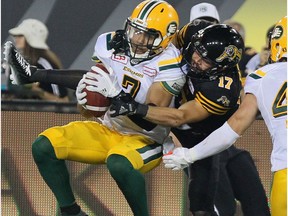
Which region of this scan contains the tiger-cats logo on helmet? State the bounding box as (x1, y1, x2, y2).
(216, 45, 242, 63)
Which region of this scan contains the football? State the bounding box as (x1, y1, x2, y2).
(83, 63, 111, 117)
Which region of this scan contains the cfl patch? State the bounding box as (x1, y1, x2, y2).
(112, 54, 128, 64)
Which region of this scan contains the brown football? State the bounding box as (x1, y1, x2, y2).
(83, 63, 111, 117)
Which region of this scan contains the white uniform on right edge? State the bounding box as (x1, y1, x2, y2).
(244, 62, 287, 172)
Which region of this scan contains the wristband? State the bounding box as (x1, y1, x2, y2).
(135, 104, 148, 117)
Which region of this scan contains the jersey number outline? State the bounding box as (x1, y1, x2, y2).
(272, 81, 287, 118)
(218, 76, 233, 90)
(122, 75, 141, 98)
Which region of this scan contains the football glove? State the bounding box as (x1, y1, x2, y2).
(3, 41, 37, 85)
(162, 147, 194, 171)
(84, 66, 122, 98)
(75, 75, 87, 106)
(109, 92, 148, 117)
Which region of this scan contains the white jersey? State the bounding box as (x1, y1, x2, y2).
(92, 32, 186, 144)
(244, 62, 287, 172)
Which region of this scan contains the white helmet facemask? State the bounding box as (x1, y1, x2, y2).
(125, 19, 163, 64)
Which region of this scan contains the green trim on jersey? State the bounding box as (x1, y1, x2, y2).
(249, 70, 266, 79)
(161, 81, 181, 95)
(91, 33, 112, 62)
(159, 63, 180, 71)
(91, 56, 101, 62)
(272, 81, 287, 118)
(249, 73, 262, 79)
(106, 33, 112, 50)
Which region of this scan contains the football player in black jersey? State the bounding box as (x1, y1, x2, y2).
(174, 15, 271, 216)
(110, 23, 270, 216)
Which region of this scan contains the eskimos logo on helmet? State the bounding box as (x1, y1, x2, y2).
(272, 26, 283, 39)
(166, 22, 177, 36)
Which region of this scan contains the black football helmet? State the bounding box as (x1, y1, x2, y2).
(183, 24, 244, 80)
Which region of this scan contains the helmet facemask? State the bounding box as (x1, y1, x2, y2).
(183, 40, 226, 81)
(124, 18, 163, 65)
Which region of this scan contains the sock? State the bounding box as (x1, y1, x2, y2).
(30, 69, 87, 90)
(107, 154, 148, 216)
(32, 135, 76, 207)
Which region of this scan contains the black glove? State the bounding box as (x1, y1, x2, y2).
(110, 92, 148, 117)
(108, 30, 128, 54)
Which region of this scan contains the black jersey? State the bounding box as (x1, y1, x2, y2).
(173, 66, 242, 147)
(172, 19, 242, 147)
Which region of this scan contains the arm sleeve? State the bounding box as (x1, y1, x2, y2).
(186, 122, 240, 162)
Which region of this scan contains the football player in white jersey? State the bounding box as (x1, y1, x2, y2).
(163, 16, 287, 216)
(4, 1, 185, 215)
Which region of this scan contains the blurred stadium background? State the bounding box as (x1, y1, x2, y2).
(1, 0, 286, 69)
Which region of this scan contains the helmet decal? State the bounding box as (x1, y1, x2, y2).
(166, 22, 177, 36)
(217, 96, 230, 107)
(270, 16, 287, 62)
(137, 0, 164, 21)
(271, 25, 284, 39)
(216, 45, 242, 63)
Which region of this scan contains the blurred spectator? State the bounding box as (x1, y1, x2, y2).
(190, 2, 220, 24)
(245, 25, 275, 74)
(6, 19, 69, 102)
(223, 20, 257, 82)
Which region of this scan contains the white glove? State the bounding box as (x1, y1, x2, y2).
(162, 147, 194, 171)
(85, 66, 122, 98)
(76, 75, 87, 106)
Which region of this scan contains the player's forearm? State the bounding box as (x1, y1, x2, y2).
(145, 106, 186, 127)
(187, 122, 240, 162)
(227, 93, 258, 135)
(31, 69, 87, 90)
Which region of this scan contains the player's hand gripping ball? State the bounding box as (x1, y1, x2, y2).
(76, 63, 111, 117)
